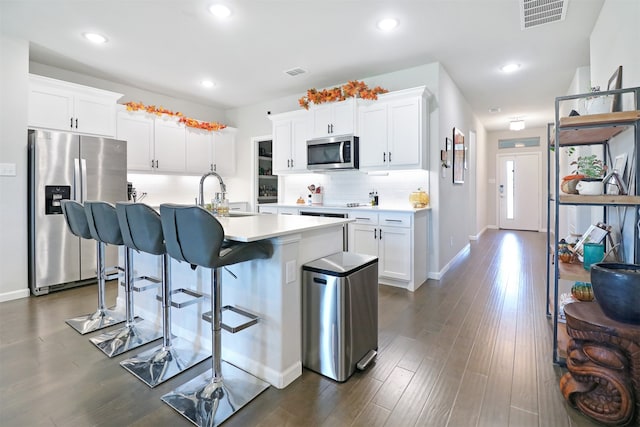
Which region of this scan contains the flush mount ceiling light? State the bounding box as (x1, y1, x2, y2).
(377, 18, 399, 31)
(209, 4, 231, 18)
(201, 80, 215, 88)
(488, 107, 502, 113)
(500, 63, 521, 73)
(82, 32, 108, 44)
(509, 119, 526, 131)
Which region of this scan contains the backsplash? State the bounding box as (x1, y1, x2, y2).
(127, 170, 430, 210)
(281, 170, 430, 208)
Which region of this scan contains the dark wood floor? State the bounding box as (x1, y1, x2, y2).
(0, 230, 602, 426)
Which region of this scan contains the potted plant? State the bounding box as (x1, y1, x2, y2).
(572, 154, 605, 195)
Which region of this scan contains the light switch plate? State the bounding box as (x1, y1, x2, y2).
(0, 163, 16, 176)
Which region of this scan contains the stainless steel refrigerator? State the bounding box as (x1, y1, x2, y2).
(28, 129, 127, 295)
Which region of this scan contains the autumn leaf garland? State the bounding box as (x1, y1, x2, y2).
(124, 101, 227, 132)
(299, 80, 388, 110)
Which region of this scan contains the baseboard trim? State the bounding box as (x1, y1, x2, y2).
(431, 243, 471, 280)
(0, 288, 30, 303)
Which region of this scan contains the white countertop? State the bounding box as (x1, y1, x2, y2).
(259, 203, 430, 213)
(217, 214, 352, 242)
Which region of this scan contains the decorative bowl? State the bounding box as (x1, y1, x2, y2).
(590, 263, 640, 325)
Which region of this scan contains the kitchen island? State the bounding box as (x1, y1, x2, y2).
(117, 212, 352, 389)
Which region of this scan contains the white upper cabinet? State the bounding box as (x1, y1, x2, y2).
(116, 109, 155, 171)
(185, 127, 236, 176)
(270, 110, 309, 174)
(311, 98, 356, 138)
(117, 105, 235, 175)
(358, 86, 428, 171)
(28, 74, 122, 137)
(212, 127, 237, 176)
(153, 119, 186, 173)
(185, 127, 213, 174)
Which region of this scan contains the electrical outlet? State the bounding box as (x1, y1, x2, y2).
(0, 163, 16, 176)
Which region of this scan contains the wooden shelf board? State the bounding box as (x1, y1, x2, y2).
(559, 110, 640, 127)
(558, 261, 590, 282)
(549, 111, 639, 146)
(558, 194, 640, 205)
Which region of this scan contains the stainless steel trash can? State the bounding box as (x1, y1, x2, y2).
(302, 252, 378, 382)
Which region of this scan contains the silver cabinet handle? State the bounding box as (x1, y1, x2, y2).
(388, 152, 391, 162)
(383, 152, 386, 162)
(327, 124, 330, 134)
(373, 229, 377, 239)
(151, 159, 154, 168)
(75, 118, 78, 129)
(155, 160, 159, 168)
(70, 117, 73, 128)
(290, 159, 294, 168)
(385, 219, 402, 223)
(355, 217, 371, 220)
(379, 228, 382, 239)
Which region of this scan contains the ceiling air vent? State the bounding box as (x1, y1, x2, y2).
(284, 67, 307, 77)
(520, 0, 568, 30)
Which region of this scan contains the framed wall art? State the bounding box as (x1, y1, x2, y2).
(452, 127, 465, 184)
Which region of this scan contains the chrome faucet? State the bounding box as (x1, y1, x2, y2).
(198, 171, 227, 207)
(602, 170, 627, 195)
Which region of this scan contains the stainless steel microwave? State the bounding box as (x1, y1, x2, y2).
(306, 135, 359, 170)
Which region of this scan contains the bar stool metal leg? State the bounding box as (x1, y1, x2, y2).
(120, 254, 209, 387)
(90, 246, 162, 357)
(161, 267, 269, 426)
(65, 241, 126, 334)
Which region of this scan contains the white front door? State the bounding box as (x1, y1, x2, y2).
(498, 152, 541, 231)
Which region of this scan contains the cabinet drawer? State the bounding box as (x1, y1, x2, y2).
(349, 212, 378, 225)
(278, 207, 300, 215)
(379, 213, 411, 228)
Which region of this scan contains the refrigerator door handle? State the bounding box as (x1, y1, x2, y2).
(81, 158, 88, 202)
(74, 158, 81, 201)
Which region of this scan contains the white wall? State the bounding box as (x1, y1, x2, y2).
(587, 0, 639, 263)
(0, 35, 30, 301)
(435, 65, 487, 274)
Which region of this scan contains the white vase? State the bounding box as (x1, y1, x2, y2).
(584, 96, 613, 115)
(576, 179, 603, 195)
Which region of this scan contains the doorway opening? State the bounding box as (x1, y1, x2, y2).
(253, 135, 278, 209)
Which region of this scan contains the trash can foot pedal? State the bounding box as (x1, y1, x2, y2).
(356, 350, 377, 370)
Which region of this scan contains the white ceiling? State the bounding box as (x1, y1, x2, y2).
(0, 0, 605, 131)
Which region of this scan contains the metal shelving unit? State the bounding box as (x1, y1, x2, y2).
(547, 87, 640, 364)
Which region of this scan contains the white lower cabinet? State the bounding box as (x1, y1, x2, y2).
(258, 206, 299, 215)
(349, 210, 427, 291)
(349, 212, 411, 281)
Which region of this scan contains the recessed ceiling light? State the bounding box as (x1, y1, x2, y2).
(209, 4, 231, 18)
(201, 80, 215, 88)
(488, 107, 501, 113)
(500, 63, 521, 73)
(83, 32, 107, 44)
(377, 18, 399, 31)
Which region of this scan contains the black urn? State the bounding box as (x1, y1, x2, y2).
(590, 263, 640, 325)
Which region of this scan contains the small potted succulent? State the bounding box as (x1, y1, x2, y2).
(572, 155, 605, 195)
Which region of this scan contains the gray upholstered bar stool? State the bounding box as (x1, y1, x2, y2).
(61, 200, 126, 334)
(85, 201, 162, 357)
(116, 202, 209, 387)
(159, 203, 273, 427)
